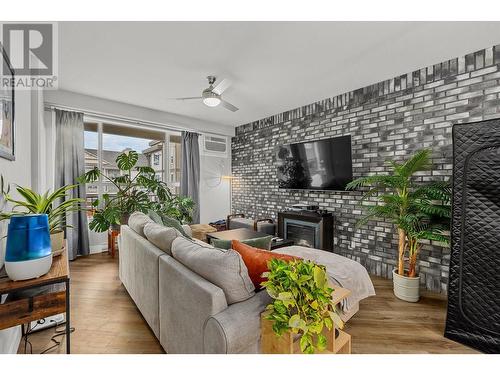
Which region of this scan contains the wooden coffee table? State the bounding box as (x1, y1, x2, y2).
(206, 228, 294, 250)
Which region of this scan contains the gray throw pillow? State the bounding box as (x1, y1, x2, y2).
(162, 215, 190, 238)
(211, 235, 273, 250)
(171, 236, 255, 304)
(147, 210, 163, 225)
(143, 222, 180, 255)
(147, 210, 190, 238)
(128, 211, 154, 237)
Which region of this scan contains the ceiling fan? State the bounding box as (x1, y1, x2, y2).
(174, 76, 239, 112)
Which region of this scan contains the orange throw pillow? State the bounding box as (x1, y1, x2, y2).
(231, 240, 300, 290)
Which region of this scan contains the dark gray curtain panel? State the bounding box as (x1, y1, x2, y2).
(54, 109, 90, 260)
(180, 131, 200, 223)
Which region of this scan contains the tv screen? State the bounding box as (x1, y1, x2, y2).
(276, 135, 353, 191)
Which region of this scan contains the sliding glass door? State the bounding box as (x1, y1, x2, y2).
(83, 121, 181, 251)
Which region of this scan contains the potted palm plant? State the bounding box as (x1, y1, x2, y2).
(78, 150, 194, 232)
(0, 182, 84, 255)
(346, 149, 451, 302)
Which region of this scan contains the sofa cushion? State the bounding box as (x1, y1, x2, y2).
(143, 222, 180, 255)
(231, 240, 300, 290)
(181, 224, 193, 238)
(171, 237, 255, 304)
(211, 235, 273, 251)
(128, 211, 154, 237)
(148, 209, 190, 238)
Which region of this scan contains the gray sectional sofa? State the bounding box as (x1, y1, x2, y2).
(118, 212, 271, 353)
(118, 212, 375, 354)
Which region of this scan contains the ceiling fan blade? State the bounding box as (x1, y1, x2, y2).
(174, 96, 202, 101)
(212, 78, 232, 95)
(220, 100, 239, 112)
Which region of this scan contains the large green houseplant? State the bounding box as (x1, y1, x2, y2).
(0, 181, 84, 253)
(261, 258, 344, 354)
(78, 150, 194, 232)
(346, 149, 451, 301)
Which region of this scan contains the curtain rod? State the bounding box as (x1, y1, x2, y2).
(43, 102, 228, 138)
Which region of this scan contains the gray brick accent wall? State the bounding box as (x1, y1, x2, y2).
(232, 45, 500, 293)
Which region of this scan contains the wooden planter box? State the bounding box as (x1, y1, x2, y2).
(260, 287, 352, 354)
(260, 312, 351, 354)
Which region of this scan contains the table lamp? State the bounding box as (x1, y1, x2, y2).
(4, 214, 53, 281)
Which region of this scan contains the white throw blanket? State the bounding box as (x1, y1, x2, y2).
(273, 246, 376, 312)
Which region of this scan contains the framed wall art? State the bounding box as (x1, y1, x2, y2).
(0, 45, 15, 161)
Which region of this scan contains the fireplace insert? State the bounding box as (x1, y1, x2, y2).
(278, 210, 333, 251)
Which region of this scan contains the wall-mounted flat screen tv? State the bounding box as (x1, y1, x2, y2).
(276, 135, 353, 191)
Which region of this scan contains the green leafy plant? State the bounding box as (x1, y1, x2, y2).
(0, 181, 84, 234)
(261, 258, 344, 354)
(153, 195, 195, 224)
(78, 150, 194, 232)
(346, 149, 451, 277)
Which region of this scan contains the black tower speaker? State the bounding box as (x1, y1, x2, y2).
(445, 118, 500, 353)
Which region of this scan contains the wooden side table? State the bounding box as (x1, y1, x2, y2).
(0, 250, 71, 353)
(108, 229, 119, 258)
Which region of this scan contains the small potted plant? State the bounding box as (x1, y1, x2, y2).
(0, 181, 84, 255)
(261, 258, 344, 354)
(346, 149, 451, 302)
(78, 150, 194, 232)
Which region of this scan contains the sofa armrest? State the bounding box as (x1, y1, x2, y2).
(159, 256, 228, 353)
(203, 291, 272, 353)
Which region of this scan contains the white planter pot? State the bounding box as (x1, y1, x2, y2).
(392, 269, 420, 302)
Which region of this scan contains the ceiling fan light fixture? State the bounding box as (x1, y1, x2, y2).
(203, 97, 221, 107)
(174, 76, 238, 111)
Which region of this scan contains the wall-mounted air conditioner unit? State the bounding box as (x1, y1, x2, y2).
(201, 134, 228, 157)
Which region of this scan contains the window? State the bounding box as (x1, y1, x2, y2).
(83, 124, 185, 205)
(83, 126, 99, 215)
(84, 122, 167, 217)
(168, 135, 182, 195)
(153, 153, 160, 166)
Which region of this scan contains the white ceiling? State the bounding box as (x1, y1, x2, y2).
(58, 22, 500, 128)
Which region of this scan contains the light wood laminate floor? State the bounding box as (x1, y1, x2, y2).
(20, 253, 476, 354)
